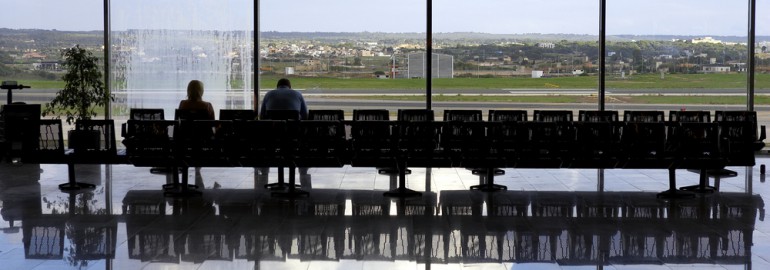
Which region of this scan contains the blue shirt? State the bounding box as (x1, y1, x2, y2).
(259, 86, 308, 119)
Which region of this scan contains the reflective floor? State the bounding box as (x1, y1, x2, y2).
(1, 160, 769, 270)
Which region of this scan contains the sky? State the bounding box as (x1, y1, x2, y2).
(2, 0, 769, 36)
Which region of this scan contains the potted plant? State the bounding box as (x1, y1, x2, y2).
(43, 45, 113, 151)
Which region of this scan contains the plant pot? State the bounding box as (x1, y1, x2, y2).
(68, 130, 101, 152)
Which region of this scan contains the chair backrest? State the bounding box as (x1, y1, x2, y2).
(715, 111, 757, 124)
(398, 109, 434, 122)
(443, 110, 483, 122)
(533, 110, 573, 122)
(75, 119, 117, 155)
(175, 109, 212, 121)
(130, 108, 165, 120)
(353, 109, 390, 121)
(263, 109, 300, 121)
(219, 109, 256, 121)
(37, 119, 65, 156)
(669, 111, 710, 123)
(578, 110, 619, 122)
(123, 120, 177, 156)
(623, 111, 664, 123)
(308, 109, 344, 121)
(488, 110, 527, 122)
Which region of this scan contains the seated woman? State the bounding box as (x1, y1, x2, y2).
(178, 80, 215, 120)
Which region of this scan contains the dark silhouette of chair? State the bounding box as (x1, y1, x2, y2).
(130, 108, 164, 120)
(175, 109, 212, 121)
(488, 110, 527, 122)
(385, 109, 438, 197)
(350, 120, 396, 177)
(123, 120, 184, 195)
(523, 110, 574, 168)
(578, 110, 619, 122)
(712, 111, 766, 177)
(353, 109, 404, 176)
(308, 109, 344, 121)
(61, 119, 119, 191)
(571, 111, 622, 168)
(533, 110, 573, 122)
(230, 120, 289, 182)
(283, 120, 347, 197)
(669, 110, 710, 123)
(127, 108, 167, 174)
(668, 122, 723, 194)
(623, 110, 664, 123)
(261, 110, 301, 190)
(353, 109, 390, 121)
(443, 110, 505, 191)
(219, 109, 256, 121)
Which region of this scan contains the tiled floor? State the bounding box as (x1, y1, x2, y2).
(1, 160, 769, 270)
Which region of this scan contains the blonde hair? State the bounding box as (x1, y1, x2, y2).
(187, 80, 204, 101)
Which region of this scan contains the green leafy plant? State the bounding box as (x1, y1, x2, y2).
(43, 45, 113, 125)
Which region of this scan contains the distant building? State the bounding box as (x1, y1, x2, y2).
(701, 65, 730, 73)
(532, 70, 544, 78)
(404, 52, 453, 79)
(32, 61, 60, 71)
(691, 37, 722, 44)
(537, 42, 555, 49)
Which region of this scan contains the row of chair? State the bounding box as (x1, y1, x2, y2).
(118, 109, 765, 198)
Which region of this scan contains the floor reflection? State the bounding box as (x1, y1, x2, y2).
(0, 163, 765, 269)
(119, 189, 763, 267)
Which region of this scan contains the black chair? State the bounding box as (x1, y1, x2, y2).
(398, 109, 434, 122)
(61, 119, 120, 191)
(533, 110, 573, 122)
(516, 121, 574, 168)
(578, 110, 619, 122)
(669, 110, 710, 123)
(122, 120, 186, 195)
(444, 109, 506, 191)
(488, 110, 527, 122)
(308, 109, 344, 121)
(442, 110, 482, 122)
(623, 110, 664, 123)
(571, 118, 622, 168)
(175, 109, 213, 121)
(130, 108, 164, 121)
(712, 111, 766, 177)
(350, 120, 396, 172)
(127, 108, 167, 174)
(260, 110, 301, 190)
(33, 119, 66, 164)
(284, 120, 347, 197)
(219, 109, 256, 121)
(668, 122, 723, 195)
(353, 109, 390, 121)
(230, 120, 293, 190)
(382, 109, 437, 197)
(263, 109, 300, 121)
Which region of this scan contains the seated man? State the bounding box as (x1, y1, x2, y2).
(258, 78, 310, 181)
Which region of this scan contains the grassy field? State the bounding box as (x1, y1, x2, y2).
(5, 73, 769, 91)
(331, 94, 770, 105)
(260, 73, 769, 90)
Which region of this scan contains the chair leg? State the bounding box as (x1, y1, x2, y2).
(384, 160, 421, 198)
(58, 163, 96, 192)
(272, 166, 309, 198)
(679, 169, 717, 193)
(657, 168, 695, 199)
(164, 166, 202, 197)
(470, 168, 507, 192)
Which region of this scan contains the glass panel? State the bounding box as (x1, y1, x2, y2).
(259, 0, 426, 119)
(0, 0, 104, 127)
(433, 0, 599, 120)
(110, 0, 255, 122)
(757, 0, 770, 128)
(607, 0, 748, 120)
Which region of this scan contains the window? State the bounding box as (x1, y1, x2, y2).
(259, 0, 426, 119)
